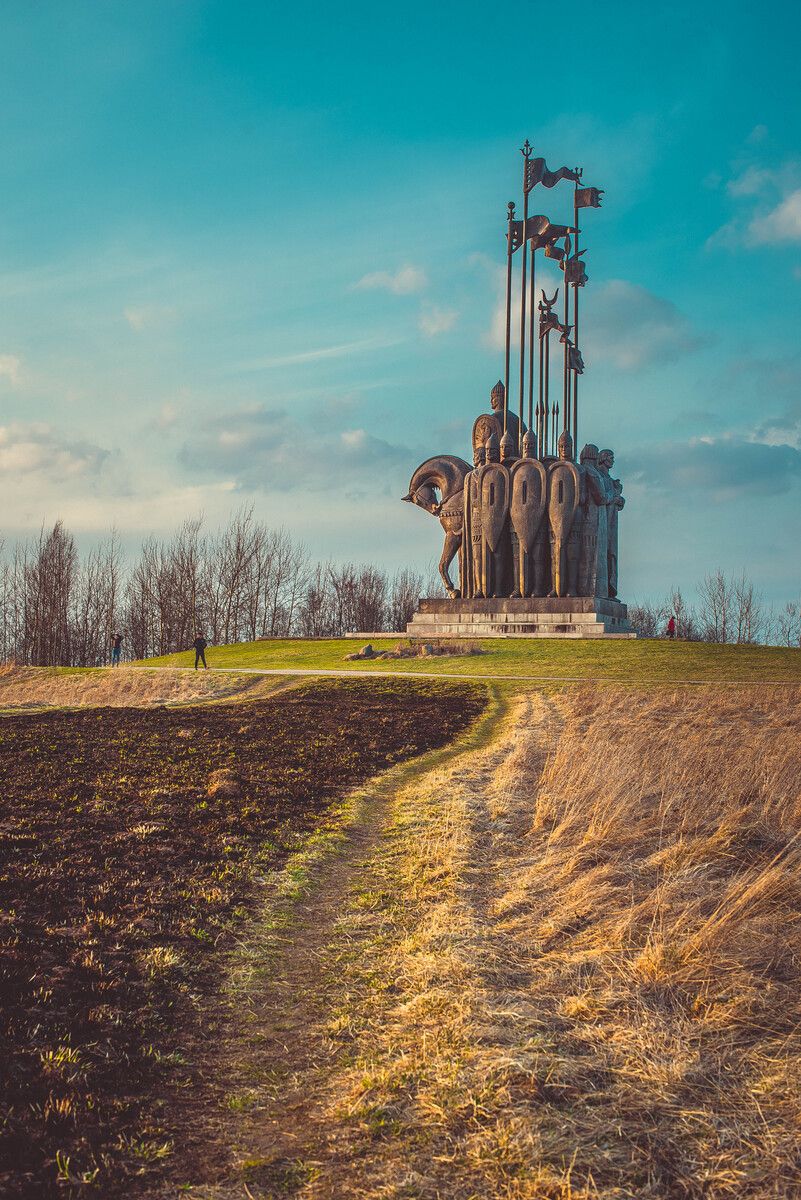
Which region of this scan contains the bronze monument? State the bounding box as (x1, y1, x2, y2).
(403, 141, 633, 637)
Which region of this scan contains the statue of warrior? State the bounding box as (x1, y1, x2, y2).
(547, 430, 582, 597)
(509, 429, 547, 597)
(472, 381, 527, 459)
(578, 443, 611, 597)
(598, 448, 624, 598)
(460, 442, 485, 599)
(476, 429, 510, 598)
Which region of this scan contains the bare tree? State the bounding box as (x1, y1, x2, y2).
(776, 600, 801, 648)
(627, 599, 668, 639)
(388, 568, 423, 632)
(732, 572, 765, 645)
(667, 587, 700, 641)
(698, 569, 733, 643)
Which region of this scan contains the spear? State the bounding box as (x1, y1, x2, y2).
(518, 140, 533, 454)
(562, 233, 571, 443)
(537, 297, 544, 457)
(504, 201, 515, 437)
(572, 168, 582, 450)
(528, 236, 536, 449)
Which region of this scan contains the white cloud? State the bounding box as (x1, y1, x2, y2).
(483, 261, 562, 352)
(0, 355, 21, 386)
(235, 336, 402, 372)
(748, 188, 801, 244)
(0, 423, 109, 479)
(353, 264, 428, 295)
(585, 280, 704, 371)
(180, 406, 412, 493)
(418, 305, 458, 337)
(727, 165, 776, 197)
(123, 305, 176, 332)
(747, 124, 769, 145)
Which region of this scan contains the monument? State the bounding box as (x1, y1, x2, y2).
(403, 141, 634, 638)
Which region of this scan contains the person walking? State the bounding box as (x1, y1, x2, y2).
(111, 632, 123, 667)
(666, 615, 676, 640)
(193, 634, 208, 670)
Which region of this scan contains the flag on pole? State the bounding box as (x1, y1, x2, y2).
(509, 214, 575, 254)
(525, 158, 581, 191)
(562, 252, 588, 286)
(568, 344, 585, 374)
(575, 186, 604, 208)
(544, 242, 565, 262)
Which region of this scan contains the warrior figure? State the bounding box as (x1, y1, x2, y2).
(509, 428, 548, 597)
(598, 448, 624, 598)
(477, 430, 510, 598)
(461, 442, 485, 599)
(578, 443, 611, 597)
(547, 431, 581, 597)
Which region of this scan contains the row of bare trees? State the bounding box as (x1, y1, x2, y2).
(628, 570, 801, 646)
(0, 510, 435, 666)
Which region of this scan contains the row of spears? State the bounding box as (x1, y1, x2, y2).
(503, 139, 603, 459)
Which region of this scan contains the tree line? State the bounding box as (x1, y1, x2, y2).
(1, 516, 798, 665)
(628, 570, 801, 647)
(0, 510, 435, 666)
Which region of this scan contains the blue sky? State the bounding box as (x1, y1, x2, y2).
(1, 0, 800, 604)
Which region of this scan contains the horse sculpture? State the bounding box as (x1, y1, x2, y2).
(402, 455, 472, 598)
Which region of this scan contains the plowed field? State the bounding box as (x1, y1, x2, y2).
(0, 678, 484, 1197)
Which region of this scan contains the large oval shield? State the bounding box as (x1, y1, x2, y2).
(480, 463, 510, 552)
(510, 459, 547, 551)
(547, 460, 580, 541)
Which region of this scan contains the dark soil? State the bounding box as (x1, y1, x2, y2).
(0, 678, 484, 1198)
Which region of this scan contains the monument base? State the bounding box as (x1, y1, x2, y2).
(406, 596, 635, 639)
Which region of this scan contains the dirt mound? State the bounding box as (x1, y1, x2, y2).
(0, 665, 265, 710)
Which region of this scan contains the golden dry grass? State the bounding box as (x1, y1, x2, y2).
(313, 688, 801, 1198)
(0, 664, 285, 709)
(151, 684, 801, 1199)
(506, 685, 801, 1197)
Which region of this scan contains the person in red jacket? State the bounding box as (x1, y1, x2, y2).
(666, 615, 676, 640)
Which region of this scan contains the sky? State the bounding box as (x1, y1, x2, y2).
(0, 0, 800, 605)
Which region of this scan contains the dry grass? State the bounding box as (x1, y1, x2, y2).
(287, 686, 801, 1199)
(0, 664, 283, 709)
(503, 684, 801, 1197)
(151, 684, 801, 1199)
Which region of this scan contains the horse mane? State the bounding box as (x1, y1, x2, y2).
(408, 455, 472, 503)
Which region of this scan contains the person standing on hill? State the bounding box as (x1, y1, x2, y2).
(666, 615, 676, 640)
(193, 634, 208, 670)
(111, 632, 122, 667)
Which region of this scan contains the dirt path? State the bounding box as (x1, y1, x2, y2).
(153, 690, 570, 1199)
(137, 664, 801, 687)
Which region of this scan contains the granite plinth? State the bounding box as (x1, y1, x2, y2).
(406, 596, 634, 639)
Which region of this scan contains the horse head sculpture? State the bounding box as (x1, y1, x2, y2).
(403, 454, 472, 597)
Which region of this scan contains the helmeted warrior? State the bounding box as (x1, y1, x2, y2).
(510, 438, 548, 597)
(477, 429, 510, 598)
(598, 448, 624, 598)
(578, 443, 611, 597)
(547, 430, 582, 597)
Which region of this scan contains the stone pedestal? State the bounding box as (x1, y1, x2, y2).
(406, 596, 635, 639)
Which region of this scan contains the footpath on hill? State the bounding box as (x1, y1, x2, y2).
(151, 680, 801, 1200)
(154, 688, 559, 1199)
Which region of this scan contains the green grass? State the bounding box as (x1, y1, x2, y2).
(139, 637, 801, 684)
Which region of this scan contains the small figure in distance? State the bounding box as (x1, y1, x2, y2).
(193, 633, 208, 670)
(666, 615, 676, 640)
(111, 632, 122, 667)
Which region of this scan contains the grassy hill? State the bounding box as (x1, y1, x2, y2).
(143, 635, 801, 684)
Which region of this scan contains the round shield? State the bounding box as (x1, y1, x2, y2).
(472, 413, 501, 457)
(510, 459, 547, 551)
